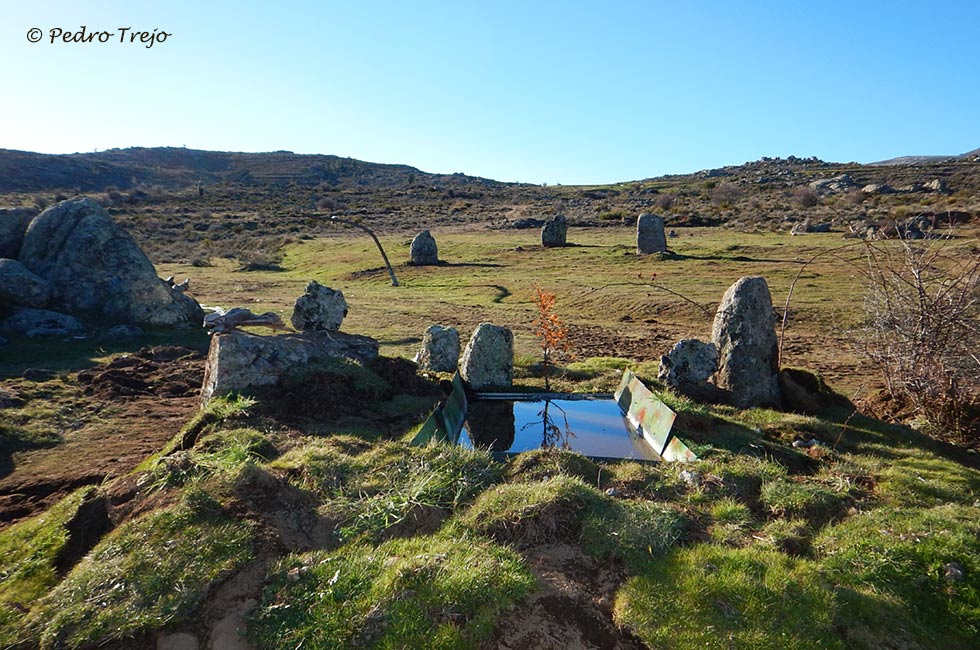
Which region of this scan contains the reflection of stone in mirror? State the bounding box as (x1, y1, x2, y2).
(465, 400, 515, 451)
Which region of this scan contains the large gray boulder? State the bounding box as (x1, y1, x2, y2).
(636, 213, 667, 254)
(414, 324, 460, 372)
(18, 199, 203, 327)
(0, 208, 35, 259)
(541, 215, 568, 248)
(710, 276, 781, 408)
(459, 323, 513, 390)
(0, 258, 51, 308)
(409, 230, 439, 265)
(290, 281, 347, 331)
(200, 330, 379, 404)
(2, 307, 86, 338)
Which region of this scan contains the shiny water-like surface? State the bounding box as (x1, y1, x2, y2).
(460, 398, 660, 460)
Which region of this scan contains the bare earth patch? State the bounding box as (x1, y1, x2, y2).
(0, 347, 205, 529)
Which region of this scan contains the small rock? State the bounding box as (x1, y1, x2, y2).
(605, 487, 621, 498)
(156, 632, 199, 650)
(102, 324, 144, 340)
(414, 324, 460, 373)
(679, 469, 701, 486)
(944, 562, 965, 584)
(0, 388, 23, 408)
(290, 281, 348, 331)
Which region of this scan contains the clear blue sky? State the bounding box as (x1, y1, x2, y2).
(2, 1, 979, 185)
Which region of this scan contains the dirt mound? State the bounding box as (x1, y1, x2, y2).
(481, 544, 642, 650)
(76, 346, 204, 399)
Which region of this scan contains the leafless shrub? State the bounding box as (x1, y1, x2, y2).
(853, 233, 980, 440)
(710, 182, 740, 207)
(654, 193, 675, 211)
(792, 186, 819, 208)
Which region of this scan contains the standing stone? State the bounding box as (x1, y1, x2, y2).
(17, 198, 203, 327)
(541, 215, 568, 248)
(409, 230, 439, 265)
(459, 323, 514, 390)
(414, 324, 460, 372)
(711, 276, 780, 408)
(290, 281, 348, 331)
(636, 213, 667, 254)
(0, 258, 51, 308)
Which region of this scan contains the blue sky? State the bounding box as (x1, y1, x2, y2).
(2, 1, 978, 185)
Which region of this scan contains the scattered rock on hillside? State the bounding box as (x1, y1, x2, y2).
(290, 281, 347, 331)
(809, 174, 858, 194)
(636, 213, 667, 254)
(711, 276, 781, 408)
(17, 198, 203, 327)
(541, 215, 568, 248)
(409, 230, 439, 265)
(459, 323, 513, 390)
(414, 324, 460, 373)
(861, 183, 895, 194)
(2, 307, 86, 338)
(0, 258, 51, 307)
(200, 330, 379, 404)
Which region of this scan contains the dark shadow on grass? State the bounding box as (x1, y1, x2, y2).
(477, 284, 511, 303)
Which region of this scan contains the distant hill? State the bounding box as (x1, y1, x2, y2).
(868, 147, 980, 166)
(0, 147, 507, 193)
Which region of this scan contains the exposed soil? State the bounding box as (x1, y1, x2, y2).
(481, 544, 644, 650)
(0, 347, 205, 529)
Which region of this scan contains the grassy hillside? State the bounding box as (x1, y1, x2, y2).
(2, 217, 979, 648)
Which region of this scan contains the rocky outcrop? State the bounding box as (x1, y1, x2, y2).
(459, 323, 513, 390)
(409, 230, 439, 265)
(711, 276, 780, 408)
(17, 199, 202, 327)
(290, 281, 347, 331)
(0, 258, 51, 308)
(636, 213, 667, 254)
(201, 330, 379, 404)
(414, 324, 460, 372)
(541, 215, 568, 248)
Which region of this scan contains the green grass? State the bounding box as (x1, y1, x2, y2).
(876, 452, 980, 507)
(455, 475, 608, 547)
(0, 487, 99, 649)
(247, 534, 535, 650)
(615, 545, 841, 649)
(814, 504, 980, 646)
(582, 500, 688, 571)
(22, 493, 254, 649)
(760, 477, 849, 524)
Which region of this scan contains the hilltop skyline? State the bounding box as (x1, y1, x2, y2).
(3, 1, 980, 185)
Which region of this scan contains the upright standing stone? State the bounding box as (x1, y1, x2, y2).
(459, 323, 513, 390)
(541, 215, 568, 248)
(410, 230, 439, 265)
(290, 281, 348, 331)
(711, 276, 780, 408)
(414, 324, 460, 372)
(636, 213, 667, 254)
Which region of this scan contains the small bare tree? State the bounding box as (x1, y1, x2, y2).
(853, 232, 980, 440)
